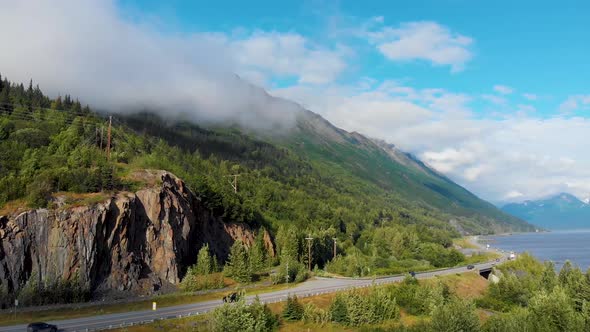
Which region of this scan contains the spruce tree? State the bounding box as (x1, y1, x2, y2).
(224, 240, 252, 282)
(330, 294, 349, 324)
(196, 244, 212, 276)
(282, 295, 303, 321)
(249, 231, 266, 273)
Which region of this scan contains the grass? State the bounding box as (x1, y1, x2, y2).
(0, 280, 299, 327)
(453, 237, 479, 249)
(51, 191, 111, 209)
(0, 199, 28, 216)
(111, 272, 493, 332)
(112, 315, 210, 332)
(423, 272, 489, 299)
(462, 252, 502, 265)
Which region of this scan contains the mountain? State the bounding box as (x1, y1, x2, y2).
(278, 110, 533, 234)
(118, 108, 534, 235)
(0, 75, 535, 305)
(502, 193, 590, 229)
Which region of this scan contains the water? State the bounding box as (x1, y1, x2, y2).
(482, 229, 590, 270)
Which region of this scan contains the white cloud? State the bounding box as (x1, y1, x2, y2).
(482, 94, 507, 105)
(523, 93, 538, 101)
(0, 0, 352, 131)
(231, 31, 347, 85)
(275, 79, 590, 203)
(559, 95, 590, 113)
(368, 21, 473, 72)
(516, 104, 536, 114)
(505, 190, 524, 199)
(493, 85, 514, 95)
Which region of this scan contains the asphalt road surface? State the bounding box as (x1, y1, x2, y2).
(0, 257, 504, 332)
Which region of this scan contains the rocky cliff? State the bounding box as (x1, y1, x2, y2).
(0, 171, 274, 298)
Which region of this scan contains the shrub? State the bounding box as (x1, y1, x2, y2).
(282, 295, 304, 321)
(211, 297, 277, 332)
(430, 297, 479, 332)
(271, 260, 308, 285)
(330, 293, 349, 325)
(302, 303, 331, 326)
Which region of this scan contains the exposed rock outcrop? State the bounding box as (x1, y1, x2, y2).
(0, 171, 274, 297)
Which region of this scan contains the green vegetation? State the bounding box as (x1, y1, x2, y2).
(211, 297, 279, 332)
(476, 253, 590, 331)
(180, 245, 226, 292)
(0, 75, 524, 306)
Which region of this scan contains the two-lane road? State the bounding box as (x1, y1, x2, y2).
(0, 258, 503, 332)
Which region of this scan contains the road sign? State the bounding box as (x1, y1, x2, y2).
(14, 299, 18, 307)
(152, 302, 157, 311)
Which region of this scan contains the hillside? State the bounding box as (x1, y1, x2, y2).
(282, 110, 532, 234)
(0, 75, 533, 305)
(502, 193, 590, 230)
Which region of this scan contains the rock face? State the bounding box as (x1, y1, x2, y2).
(0, 172, 274, 297)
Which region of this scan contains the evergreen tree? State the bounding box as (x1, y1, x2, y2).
(431, 298, 479, 332)
(224, 240, 252, 282)
(196, 244, 212, 276)
(330, 294, 349, 324)
(282, 295, 304, 321)
(52, 95, 63, 110)
(249, 231, 266, 273)
(276, 225, 300, 263)
(528, 287, 584, 332)
(541, 261, 558, 291)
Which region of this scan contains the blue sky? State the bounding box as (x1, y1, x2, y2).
(1, 0, 589, 203)
(119, 0, 590, 118)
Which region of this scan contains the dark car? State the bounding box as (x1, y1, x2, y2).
(409, 271, 416, 277)
(27, 322, 58, 332)
(223, 292, 241, 303)
(467, 264, 475, 270)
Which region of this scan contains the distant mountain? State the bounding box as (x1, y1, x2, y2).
(502, 193, 590, 230)
(275, 110, 535, 234)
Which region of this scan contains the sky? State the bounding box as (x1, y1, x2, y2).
(1, 0, 589, 204)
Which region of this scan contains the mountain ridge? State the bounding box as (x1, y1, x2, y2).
(502, 192, 590, 229)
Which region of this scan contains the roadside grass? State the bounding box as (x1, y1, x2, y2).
(462, 251, 502, 265)
(0, 258, 497, 328)
(453, 237, 479, 249)
(111, 272, 492, 332)
(0, 279, 298, 327)
(423, 272, 489, 299)
(112, 315, 210, 332)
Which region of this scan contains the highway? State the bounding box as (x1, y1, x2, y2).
(0, 258, 503, 332)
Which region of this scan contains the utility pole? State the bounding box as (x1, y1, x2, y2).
(226, 174, 241, 193)
(285, 261, 289, 284)
(100, 126, 104, 150)
(332, 237, 337, 259)
(305, 236, 314, 271)
(106, 116, 112, 160)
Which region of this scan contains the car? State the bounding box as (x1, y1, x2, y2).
(496, 258, 500, 262)
(223, 291, 241, 303)
(467, 264, 475, 270)
(27, 322, 58, 332)
(409, 271, 416, 277)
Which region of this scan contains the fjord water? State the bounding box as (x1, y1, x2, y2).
(484, 229, 590, 270)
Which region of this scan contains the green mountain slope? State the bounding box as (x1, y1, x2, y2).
(502, 193, 590, 230)
(0, 75, 533, 280)
(279, 110, 534, 233)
